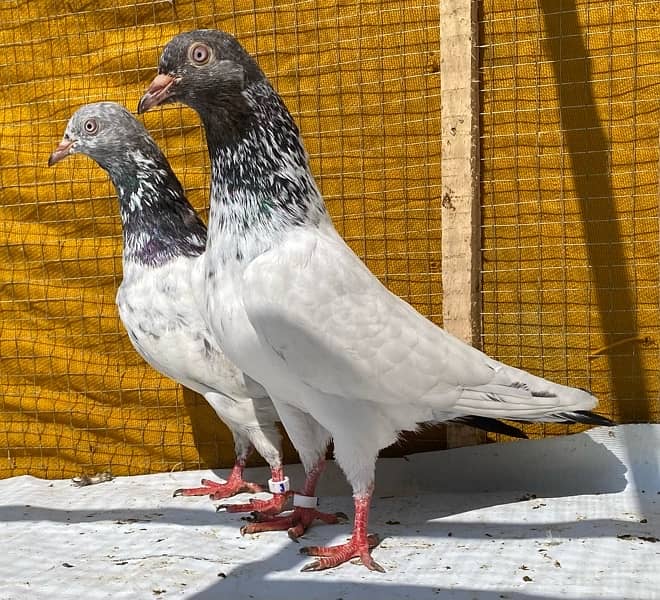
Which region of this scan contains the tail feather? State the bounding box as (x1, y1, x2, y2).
(553, 410, 615, 427)
(452, 361, 612, 425)
(450, 415, 529, 439)
(433, 356, 616, 427)
(497, 410, 615, 427)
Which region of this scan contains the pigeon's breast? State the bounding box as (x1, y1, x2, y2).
(202, 250, 308, 409)
(203, 257, 255, 362)
(116, 256, 250, 399)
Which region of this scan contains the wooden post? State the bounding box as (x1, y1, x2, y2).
(440, 0, 483, 447)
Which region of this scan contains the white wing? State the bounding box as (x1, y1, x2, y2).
(243, 222, 596, 419)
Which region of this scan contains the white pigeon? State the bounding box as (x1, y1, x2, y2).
(138, 31, 613, 572)
(48, 101, 294, 515)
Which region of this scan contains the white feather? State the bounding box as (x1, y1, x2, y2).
(206, 219, 598, 493)
(117, 253, 282, 468)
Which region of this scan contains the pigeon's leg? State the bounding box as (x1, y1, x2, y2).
(299, 487, 384, 572)
(216, 425, 291, 515)
(238, 459, 347, 537)
(219, 466, 292, 515)
(237, 408, 340, 536)
(173, 447, 263, 499)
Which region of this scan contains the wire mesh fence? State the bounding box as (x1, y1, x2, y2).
(0, 0, 442, 478)
(480, 0, 660, 436)
(1, 0, 655, 480)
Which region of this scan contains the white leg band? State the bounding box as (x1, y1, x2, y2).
(293, 493, 318, 508)
(268, 477, 290, 494)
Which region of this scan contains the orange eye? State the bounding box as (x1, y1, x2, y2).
(189, 42, 211, 66)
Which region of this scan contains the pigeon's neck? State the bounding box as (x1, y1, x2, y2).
(201, 80, 329, 264)
(103, 151, 207, 268)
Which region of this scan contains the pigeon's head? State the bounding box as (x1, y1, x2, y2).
(137, 29, 264, 115)
(48, 102, 154, 168)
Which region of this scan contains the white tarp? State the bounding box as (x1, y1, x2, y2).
(1, 424, 658, 599)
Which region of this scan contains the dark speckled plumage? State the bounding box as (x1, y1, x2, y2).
(145, 31, 327, 265)
(59, 102, 206, 267)
(140, 30, 614, 571)
(50, 102, 287, 503)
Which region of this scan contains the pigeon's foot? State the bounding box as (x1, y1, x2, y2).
(299, 487, 382, 572)
(173, 477, 263, 499)
(217, 470, 292, 515)
(173, 461, 263, 499)
(300, 533, 383, 572)
(240, 505, 348, 539)
(218, 491, 291, 516)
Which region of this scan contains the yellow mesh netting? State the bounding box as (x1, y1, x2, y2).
(2, 0, 655, 480)
(480, 0, 660, 435)
(0, 0, 441, 478)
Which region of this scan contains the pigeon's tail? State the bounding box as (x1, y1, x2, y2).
(449, 415, 528, 439)
(452, 361, 614, 426)
(546, 409, 615, 427)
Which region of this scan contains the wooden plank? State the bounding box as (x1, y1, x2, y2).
(440, 0, 483, 447)
(440, 0, 481, 346)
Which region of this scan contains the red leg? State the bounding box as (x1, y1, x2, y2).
(299, 488, 384, 572)
(218, 467, 291, 515)
(173, 459, 262, 499)
(238, 460, 347, 538)
(300, 459, 326, 496)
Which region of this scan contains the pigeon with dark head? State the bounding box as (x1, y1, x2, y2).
(139, 31, 613, 572)
(49, 101, 294, 514)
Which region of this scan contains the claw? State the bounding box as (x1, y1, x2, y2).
(240, 505, 343, 537)
(350, 556, 386, 572)
(299, 533, 382, 571)
(174, 476, 262, 500)
(367, 559, 386, 573)
(301, 560, 321, 572)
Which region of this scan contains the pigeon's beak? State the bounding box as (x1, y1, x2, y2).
(137, 73, 179, 114)
(47, 139, 75, 167)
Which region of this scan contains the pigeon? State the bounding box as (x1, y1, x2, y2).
(48, 101, 294, 515)
(138, 30, 614, 572)
(47, 105, 527, 522)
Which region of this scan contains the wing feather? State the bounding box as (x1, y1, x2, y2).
(243, 223, 597, 421)
(243, 224, 497, 411)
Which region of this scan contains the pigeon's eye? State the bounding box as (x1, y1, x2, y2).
(189, 42, 212, 66)
(83, 118, 98, 134)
